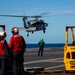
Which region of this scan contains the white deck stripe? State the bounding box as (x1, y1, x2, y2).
(23, 57, 63, 64)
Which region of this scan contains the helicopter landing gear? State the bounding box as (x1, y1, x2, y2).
(32, 31, 34, 33)
(27, 32, 29, 36)
(43, 27, 46, 33)
(43, 30, 45, 33)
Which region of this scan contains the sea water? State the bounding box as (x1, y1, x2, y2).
(26, 43, 72, 48)
(26, 43, 67, 48)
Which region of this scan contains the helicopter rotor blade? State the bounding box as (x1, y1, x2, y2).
(0, 15, 42, 19)
(0, 15, 25, 17)
(0, 15, 33, 18)
(30, 15, 42, 18)
(0, 12, 73, 19)
(30, 12, 51, 18)
(44, 12, 74, 18)
(40, 12, 51, 16)
(0, 12, 51, 18)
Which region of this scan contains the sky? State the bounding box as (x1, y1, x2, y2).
(0, 0, 75, 44)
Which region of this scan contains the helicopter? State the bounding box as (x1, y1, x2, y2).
(0, 14, 48, 36)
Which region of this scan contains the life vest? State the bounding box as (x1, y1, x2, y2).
(0, 40, 5, 55)
(39, 41, 44, 47)
(9, 34, 26, 52)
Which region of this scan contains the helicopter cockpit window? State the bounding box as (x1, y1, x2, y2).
(28, 20, 40, 25)
(34, 22, 40, 25)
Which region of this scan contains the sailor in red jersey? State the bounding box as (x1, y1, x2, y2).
(9, 27, 26, 75)
(0, 31, 9, 75)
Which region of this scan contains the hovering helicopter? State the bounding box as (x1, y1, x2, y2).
(0, 14, 48, 36)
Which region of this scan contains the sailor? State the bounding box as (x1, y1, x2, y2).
(9, 27, 26, 75)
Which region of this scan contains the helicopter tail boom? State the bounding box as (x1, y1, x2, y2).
(17, 27, 36, 32)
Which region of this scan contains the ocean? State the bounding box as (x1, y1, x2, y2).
(26, 43, 68, 48)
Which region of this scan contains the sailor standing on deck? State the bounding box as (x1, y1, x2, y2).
(0, 31, 9, 75)
(9, 27, 26, 75)
(38, 38, 45, 56)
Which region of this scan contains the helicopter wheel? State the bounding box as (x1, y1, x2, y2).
(32, 31, 34, 33)
(27, 32, 29, 36)
(43, 30, 45, 33)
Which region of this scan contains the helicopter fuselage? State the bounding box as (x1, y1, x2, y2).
(27, 19, 48, 31)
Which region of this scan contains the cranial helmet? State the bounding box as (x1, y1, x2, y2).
(0, 31, 7, 38)
(40, 38, 43, 41)
(11, 27, 19, 34)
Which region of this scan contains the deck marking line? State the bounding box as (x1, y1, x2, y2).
(23, 57, 63, 64)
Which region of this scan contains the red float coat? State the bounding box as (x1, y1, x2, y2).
(9, 34, 26, 52)
(0, 40, 5, 55)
